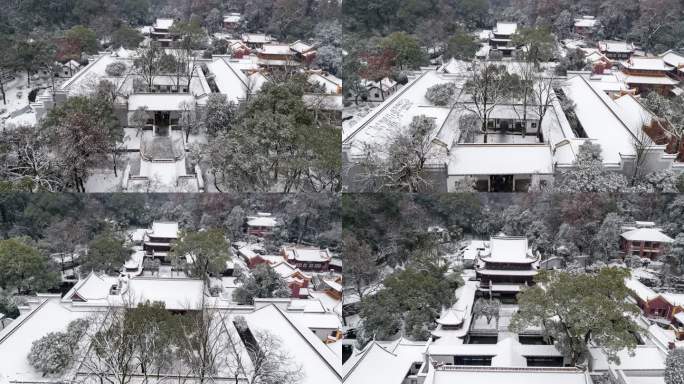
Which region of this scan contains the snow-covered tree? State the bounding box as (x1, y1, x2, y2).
(105, 61, 127, 77)
(204, 93, 238, 137)
(463, 63, 519, 143)
(425, 83, 456, 106)
(232, 264, 291, 305)
(473, 298, 501, 325)
(554, 142, 630, 192)
(592, 213, 623, 262)
(665, 348, 684, 384)
(510, 268, 641, 366)
(27, 318, 88, 376)
(28, 332, 73, 375)
(247, 330, 304, 384)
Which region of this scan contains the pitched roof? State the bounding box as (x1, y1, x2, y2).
(483, 236, 535, 264)
(246, 304, 342, 383)
(621, 228, 674, 243)
(494, 22, 517, 35)
(622, 57, 674, 72)
(150, 221, 179, 239)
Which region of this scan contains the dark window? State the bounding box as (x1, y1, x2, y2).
(465, 335, 498, 344)
(519, 336, 552, 345)
(453, 355, 493, 366)
(526, 356, 564, 367)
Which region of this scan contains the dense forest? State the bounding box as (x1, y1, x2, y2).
(0, 0, 340, 41)
(0, 193, 340, 247)
(341, 0, 684, 92)
(343, 193, 684, 272)
(343, 0, 684, 53)
(342, 193, 684, 346)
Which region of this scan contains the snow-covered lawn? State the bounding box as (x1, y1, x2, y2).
(84, 168, 124, 192)
(1, 72, 66, 129)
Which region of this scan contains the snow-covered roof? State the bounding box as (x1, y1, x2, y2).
(246, 305, 341, 384)
(621, 228, 674, 243)
(623, 74, 679, 86)
(242, 33, 273, 44)
(613, 94, 654, 136)
(675, 312, 684, 324)
(208, 57, 251, 103)
(287, 311, 341, 330)
(448, 144, 554, 176)
(481, 236, 535, 264)
(493, 22, 517, 36)
(128, 93, 196, 111)
(661, 293, 684, 307)
(223, 13, 241, 23)
(308, 71, 343, 94)
(63, 271, 118, 302)
(154, 18, 175, 30)
(574, 16, 598, 28)
(290, 40, 315, 54)
(272, 261, 312, 280)
(117, 278, 207, 310)
(284, 246, 332, 263)
(343, 339, 427, 384)
(562, 75, 639, 165)
(599, 41, 635, 54)
(625, 278, 659, 302)
(622, 57, 674, 72)
(246, 215, 279, 228)
(0, 298, 92, 382)
(149, 221, 179, 239)
(661, 50, 684, 70)
(260, 44, 294, 56)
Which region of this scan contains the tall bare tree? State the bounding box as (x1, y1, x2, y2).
(463, 62, 519, 143)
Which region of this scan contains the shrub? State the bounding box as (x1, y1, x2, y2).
(105, 61, 127, 77)
(28, 332, 72, 375)
(425, 83, 456, 106)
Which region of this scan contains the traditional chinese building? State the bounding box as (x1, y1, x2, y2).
(281, 245, 333, 271)
(475, 235, 540, 301)
(619, 57, 679, 95)
(620, 221, 674, 259)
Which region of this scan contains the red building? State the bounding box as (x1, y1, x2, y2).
(245, 213, 279, 237)
(620, 222, 673, 260)
(235, 242, 285, 268)
(574, 16, 598, 37)
(223, 13, 241, 30)
(281, 245, 332, 271)
(143, 222, 179, 264)
(272, 261, 312, 298)
(619, 57, 680, 95)
(627, 278, 684, 340)
(475, 235, 540, 301)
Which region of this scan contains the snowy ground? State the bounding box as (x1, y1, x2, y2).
(84, 168, 124, 192)
(84, 154, 132, 192)
(342, 102, 377, 132)
(0, 72, 66, 129)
